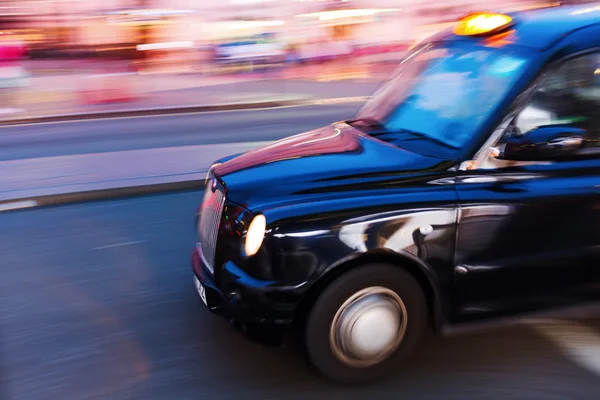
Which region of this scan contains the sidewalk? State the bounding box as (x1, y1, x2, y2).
(1, 73, 312, 124)
(0, 60, 391, 124)
(0, 141, 269, 209)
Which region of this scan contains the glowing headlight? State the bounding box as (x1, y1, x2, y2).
(244, 214, 266, 256)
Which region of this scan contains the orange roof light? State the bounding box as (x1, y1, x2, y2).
(453, 13, 513, 36)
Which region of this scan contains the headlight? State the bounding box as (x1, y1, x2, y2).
(244, 214, 266, 256)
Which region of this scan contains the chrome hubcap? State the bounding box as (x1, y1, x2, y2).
(330, 286, 407, 368)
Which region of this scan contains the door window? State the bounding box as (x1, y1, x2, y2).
(478, 51, 600, 169)
(515, 52, 600, 145)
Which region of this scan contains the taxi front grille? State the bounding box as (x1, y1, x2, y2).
(198, 182, 225, 275)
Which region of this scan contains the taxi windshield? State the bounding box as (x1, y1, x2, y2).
(354, 42, 533, 150)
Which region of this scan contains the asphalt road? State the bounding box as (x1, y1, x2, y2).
(2, 192, 600, 400)
(0, 104, 361, 161)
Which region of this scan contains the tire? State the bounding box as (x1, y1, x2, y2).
(304, 263, 428, 384)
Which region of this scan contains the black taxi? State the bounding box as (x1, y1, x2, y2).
(192, 7, 600, 383)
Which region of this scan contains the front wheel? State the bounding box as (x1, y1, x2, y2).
(304, 264, 428, 384)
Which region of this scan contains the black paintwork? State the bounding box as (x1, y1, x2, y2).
(192, 6, 600, 344)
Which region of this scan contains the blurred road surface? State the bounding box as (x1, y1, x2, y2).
(0, 104, 361, 161)
(2, 192, 600, 400)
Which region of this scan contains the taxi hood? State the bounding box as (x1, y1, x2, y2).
(212, 123, 452, 210)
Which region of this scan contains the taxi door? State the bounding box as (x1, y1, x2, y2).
(453, 48, 600, 323)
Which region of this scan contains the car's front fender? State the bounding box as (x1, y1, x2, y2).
(263, 205, 457, 302)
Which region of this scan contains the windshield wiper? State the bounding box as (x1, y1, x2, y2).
(346, 117, 384, 129)
(370, 127, 459, 150)
(369, 127, 420, 137)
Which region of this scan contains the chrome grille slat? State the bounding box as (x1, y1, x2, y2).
(198, 183, 225, 275)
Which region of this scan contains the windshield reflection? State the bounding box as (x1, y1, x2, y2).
(355, 41, 533, 150)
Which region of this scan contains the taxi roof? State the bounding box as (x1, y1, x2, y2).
(433, 4, 600, 50)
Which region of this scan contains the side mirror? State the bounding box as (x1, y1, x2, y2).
(496, 126, 586, 162)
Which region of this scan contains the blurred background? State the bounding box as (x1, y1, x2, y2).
(0, 0, 585, 115)
(3, 2, 600, 400)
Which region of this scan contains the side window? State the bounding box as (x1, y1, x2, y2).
(514, 52, 600, 146)
(477, 52, 600, 170)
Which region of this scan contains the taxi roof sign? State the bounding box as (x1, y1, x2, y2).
(453, 13, 514, 36)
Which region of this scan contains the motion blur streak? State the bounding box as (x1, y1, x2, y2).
(530, 321, 600, 377)
(0, 0, 563, 120)
(2, 0, 600, 398)
(1, 192, 600, 399)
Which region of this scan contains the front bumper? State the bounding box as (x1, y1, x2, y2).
(191, 247, 299, 345)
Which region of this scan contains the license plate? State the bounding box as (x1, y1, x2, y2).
(194, 277, 207, 306)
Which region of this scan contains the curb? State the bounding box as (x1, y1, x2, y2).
(0, 97, 310, 126)
(0, 179, 204, 213)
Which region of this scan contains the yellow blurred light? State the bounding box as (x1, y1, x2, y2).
(453, 13, 513, 36)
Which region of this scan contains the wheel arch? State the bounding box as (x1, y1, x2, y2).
(294, 249, 447, 335)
